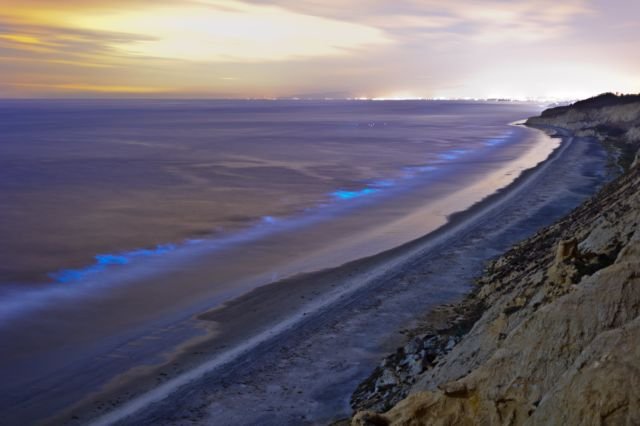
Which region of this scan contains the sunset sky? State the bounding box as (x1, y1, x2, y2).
(1, 0, 638, 99)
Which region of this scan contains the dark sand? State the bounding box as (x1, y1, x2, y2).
(54, 127, 610, 425)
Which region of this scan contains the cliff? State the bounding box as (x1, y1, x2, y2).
(351, 94, 640, 425)
(527, 93, 640, 168)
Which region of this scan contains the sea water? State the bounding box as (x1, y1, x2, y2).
(0, 100, 557, 422)
(1, 99, 542, 288)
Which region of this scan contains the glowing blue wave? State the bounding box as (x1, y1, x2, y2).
(370, 179, 394, 188)
(438, 149, 470, 161)
(48, 131, 515, 285)
(262, 216, 277, 224)
(51, 244, 177, 283)
(331, 188, 379, 200)
(404, 165, 437, 174)
(485, 132, 513, 147)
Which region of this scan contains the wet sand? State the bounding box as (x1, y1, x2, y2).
(47, 126, 612, 425)
(1, 122, 555, 425)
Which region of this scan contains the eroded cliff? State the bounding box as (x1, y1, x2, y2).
(351, 94, 640, 426)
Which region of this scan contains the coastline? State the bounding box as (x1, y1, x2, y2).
(0, 116, 549, 426)
(349, 124, 614, 413)
(49, 123, 612, 425)
(350, 95, 640, 425)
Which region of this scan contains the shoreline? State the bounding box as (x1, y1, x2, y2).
(0, 118, 550, 426)
(0, 100, 539, 289)
(350, 94, 640, 425)
(48, 123, 614, 425)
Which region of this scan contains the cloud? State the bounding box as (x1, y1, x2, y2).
(446, 0, 593, 43)
(0, 20, 156, 63)
(1, 0, 392, 63)
(10, 82, 171, 93)
(243, 0, 592, 43)
(0, 0, 638, 98)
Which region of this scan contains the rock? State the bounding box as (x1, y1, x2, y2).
(503, 296, 527, 315)
(405, 354, 424, 377)
(444, 337, 456, 351)
(352, 411, 389, 426)
(351, 299, 484, 413)
(631, 147, 640, 168)
(374, 369, 398, 391)
(555, 238, 579, 262)
(439, 380, 474, 397)
(350, 96, 640, 425)
(403, 338, 421, 355)
(422, 336, 438, 350)
(547, 238, 581, 286)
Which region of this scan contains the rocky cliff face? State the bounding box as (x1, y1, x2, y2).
(351, 94, 640, 426)
(527, 93, 640, 168)
(529, 93, 640, 140)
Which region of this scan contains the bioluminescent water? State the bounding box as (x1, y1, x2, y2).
(1, 100, 539, 287)
(0, 99, 556, 423)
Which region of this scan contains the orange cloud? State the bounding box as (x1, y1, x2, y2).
(0, 34, 45, 45)
(11, 82, 172, 94)
(0, 0, 638, 99)
(2, 0, 391, 63)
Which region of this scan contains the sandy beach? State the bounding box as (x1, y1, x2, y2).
(0, 102, 552, 426)
(3, 2, 636, 424)
(42, 125, 612, 426)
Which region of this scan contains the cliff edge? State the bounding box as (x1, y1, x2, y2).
(351, 93, 640, 425)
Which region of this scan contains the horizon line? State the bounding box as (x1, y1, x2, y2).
(0, 96, 594, 102)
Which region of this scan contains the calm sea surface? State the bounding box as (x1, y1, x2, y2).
(1, 99, 542, 287)
(1, 99, 561, 423)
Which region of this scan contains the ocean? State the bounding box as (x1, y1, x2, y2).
(0, 99, 560, 422)
(0, 99, 555, 323)
(1, 99, 544, 287)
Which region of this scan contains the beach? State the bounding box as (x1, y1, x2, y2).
(3, 2, 636, 424)
(349, 94, 640, 426)
(0, 100, 553, 423)
(45, 124, 611, 425)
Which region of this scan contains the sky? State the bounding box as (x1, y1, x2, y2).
(0, 0, 638, 99)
